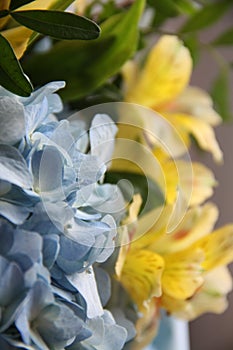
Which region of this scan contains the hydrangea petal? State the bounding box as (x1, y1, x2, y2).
(35, 303, 86, 349)
(31, 146, 64, 193)
(0, 97, 25, 145)
(90, 114, 118, 165)
(0, 145, 32, 188)
(42, 234, 60, 270)
(67, 267, 104, 319)
(21, 81, 65, 106)
(0, 200, 30, 225)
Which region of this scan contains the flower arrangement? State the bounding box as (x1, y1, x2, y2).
(0, 0, 233, 349)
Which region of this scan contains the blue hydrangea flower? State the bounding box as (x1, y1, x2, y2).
(0, 82, 129, 349)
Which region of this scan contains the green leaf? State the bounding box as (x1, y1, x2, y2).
(180, 0, 232, 33)
(11, 10, 100, 40)
(211, 67, 231, 121)
(150, 0, 178, 17)
(10, 0, 35, 11)
(0, 9, 9, 18)
(212, 27, 233, 46)
(150, 0, 196, 17)
(183, 34, 200, 66)
(105, 171, 164, 215)
(174, 0, 197, 15)
(27, 0, 76, 46)
(0, 34, 32, 97)
(23, 0, 145, 101)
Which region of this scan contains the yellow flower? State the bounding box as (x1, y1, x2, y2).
(122, 35, 223, 162)
(162, 266, 233, 320)
(117, 203, 233, 342)
(156, 159, 217, 207)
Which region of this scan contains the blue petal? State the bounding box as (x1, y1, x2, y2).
(0, 219, 14, 255)
(35, 303, 86, 348)
(0, 201, 31, 225)
(20, 81, 65, 106)
(90, 114, 118, 165)
(0, 145, 32, 189)
(0, 97, 25, 145)
(0, 258, 24, 307)
(31, 146, 64, 193)
(8, 229, 42, 270)
(43, 235, 60, 270)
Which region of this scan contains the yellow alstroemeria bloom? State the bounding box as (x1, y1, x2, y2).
(156, 159, 217, 207)
(116, 202, 233, 343)
(162, 266, 233, 320)
(112, 123, 217, 208)
(122, 35, 223, 162)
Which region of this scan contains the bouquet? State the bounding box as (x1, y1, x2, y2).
(0, 0, 233, 349)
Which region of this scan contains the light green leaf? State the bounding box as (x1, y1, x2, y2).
(180, 0, 232, 33)
(23, 0, 145, 101)
(0, 33, 32, 96)
(11, 10, 100, 40)
(212, 27, 233, 46)
(174, 0, 197, 15)
(211, 67, 231, 121)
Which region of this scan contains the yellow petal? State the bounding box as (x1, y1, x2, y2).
(125, 35, 192, 109)
(162, 247, 204, 300)
(188, 162, 217, 206)
(0, 0, 10, 29)
(162, 266, 233, 320)
(133, 298, 160, 350)
(133, 205, 173, 248)
(120, 249, 164, 310)
(1, 27, 32, 59)
(153, 203, 218, 255)
(158, 160, 217, 206)
(122, 194, 142, 226)
(164, 112, 223, 162)
(167, 86, 222, 126)
(20, 0, 61, 10)
(196, 225, 233, 270)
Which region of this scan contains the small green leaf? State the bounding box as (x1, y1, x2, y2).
(105, 171, 164, 215)
(212, 27, 233, 46)
(0, 34, 32, 97)
(11, 10, 100, 40)
(174, 0, 197, 15)
(0, 9, 9, 18)
(10, 0, 35, 11)
(183, 34, 200, 66)
(150, 0, 178, 17)
(211, 67, 231, 121)
(23, 0, 145, 101)
(180, 0, 232, 33)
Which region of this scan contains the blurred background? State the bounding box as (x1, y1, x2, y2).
(188, 8, 233, 350)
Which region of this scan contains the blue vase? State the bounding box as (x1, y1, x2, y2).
(144, 312, 190, 350)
